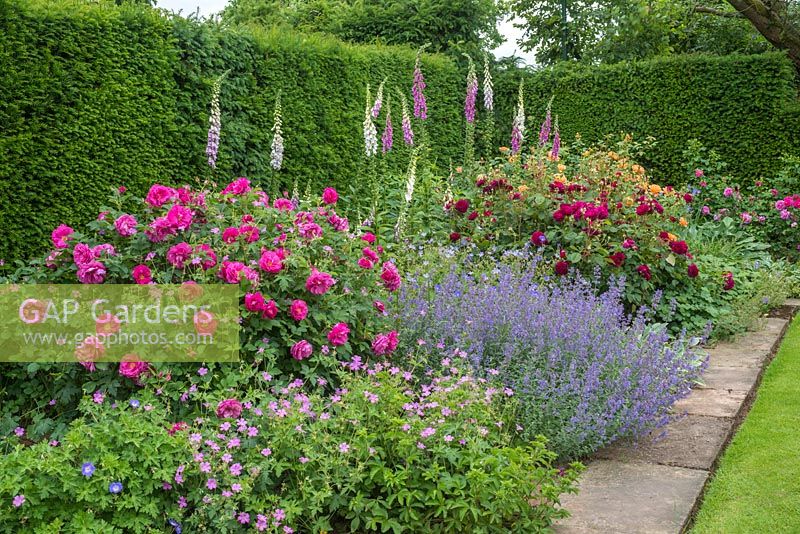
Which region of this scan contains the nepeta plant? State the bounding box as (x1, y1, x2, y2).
(394, 257, 707, 459)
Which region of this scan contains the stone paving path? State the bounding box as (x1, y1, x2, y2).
(553, 302, 798, 534)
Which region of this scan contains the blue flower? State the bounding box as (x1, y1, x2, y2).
(109, 482, 123, 494)
(81, 462, 95, 478)
(129, 399, 140, 408)
(168, 519, 182, 534)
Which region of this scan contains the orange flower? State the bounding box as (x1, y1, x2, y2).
(557, 164, 567, 172)
(679, 217, 688, 227)
(649, 184, 662, 195)
(631, 164, 645, 175)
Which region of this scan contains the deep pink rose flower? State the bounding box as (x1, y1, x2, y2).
(114, 214, 138, 237)
(167, 242, 193, 269)
(145, 184, 177, 208)
(380, 262, 401, 292)
(259, 251, 283, 274)
(72, 243, 95, 266)
(290, 300, 308, 321)
(119, 356, 148, 380)
(132, 264, 152, 284)
(322, 188, 339, 205)
(221, 178, 252, 196)
(327, 323, 350, 346)
(244, 292, 266, 313)
(52, 224, 74, 249)
(77, 261, 106, 284)
(306, 269, 335, 295)
(290, 340, 313, 360)
(216, 399, 243, 419)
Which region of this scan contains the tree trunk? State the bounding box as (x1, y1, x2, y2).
(726, 0, 800, 72)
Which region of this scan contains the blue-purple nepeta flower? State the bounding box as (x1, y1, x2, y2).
(129, 399, 140, 408)
(109, 481, 123, 494)
(394, 255, 707, 459)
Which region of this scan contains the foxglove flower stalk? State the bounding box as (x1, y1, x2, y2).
(511, 80, 525, 154)
(412, 45, 428, 120)
(394, 150, 419, 239)
(538, 96, 554, 147)
(400, 92, 414, 146)
(205, 71, 228, 169)
(372, 80, 385, 118)
(551, 115, 561, 160)
(482, 54, 493, 111)
(464, 57, 478, 124)
(270, 93, 284, 171)
(381, 98, 393, 154)
(363, 84, 378, 157)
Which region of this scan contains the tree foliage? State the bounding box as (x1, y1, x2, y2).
(509, 0, 775, 65)
(221, 0, 504, 56)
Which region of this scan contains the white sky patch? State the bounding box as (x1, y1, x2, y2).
(155, 0, 537, 65)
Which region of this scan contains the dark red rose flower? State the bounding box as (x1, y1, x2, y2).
(687, 264, 699, 278)
(555, 261, 569, 276)
(637, 264, 652, 281)
(530, 231, 548, 246)
(609, 252, 626, 267)
(669, 240, 689, 255)
(454, 199, 470, 213)
(449, 232, 461, 242)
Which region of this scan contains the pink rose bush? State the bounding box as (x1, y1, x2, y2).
(25, 180, 401, 383)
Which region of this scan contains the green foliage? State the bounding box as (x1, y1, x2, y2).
(1, 0, 798, 264)
(0, 367, 582, 533)
(493, 52, 800, 185)
(508, 0, 772, 66)
(221, 0, 504, 57)
(0, 398, 185, 533)
(0, 0, 464, 262)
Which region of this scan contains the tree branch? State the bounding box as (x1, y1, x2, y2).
(693, 5, 743, 18)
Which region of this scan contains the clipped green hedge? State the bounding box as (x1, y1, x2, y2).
(0, 0, 464, 261)
(1, 0, 798, 261)
(494, 53, 800, 183)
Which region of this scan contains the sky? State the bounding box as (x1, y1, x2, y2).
(155, 0, 537, 64)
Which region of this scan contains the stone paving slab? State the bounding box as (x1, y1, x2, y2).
(554, 311, 795, 534)
(706, 346, 768, 368)
(695, 365, 762, 393)
(594, 415, 732, 470)
(673, 388, 747, 418)
(554, 460, 708, 534)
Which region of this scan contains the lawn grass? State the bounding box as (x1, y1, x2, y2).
(692, 316, 800, 533)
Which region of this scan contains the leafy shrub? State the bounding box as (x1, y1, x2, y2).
(0, 397, 186, 533)
(440, 136, 736, 331)
(0, 366, 581, 533)
(685, 142, 800, 260)
(1, 178, 398, 437)
(394, 257, 707, 459)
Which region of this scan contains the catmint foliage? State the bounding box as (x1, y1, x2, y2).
(394, 255, 707, 459)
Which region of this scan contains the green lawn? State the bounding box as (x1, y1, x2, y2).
(692, 316, 800, 533)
